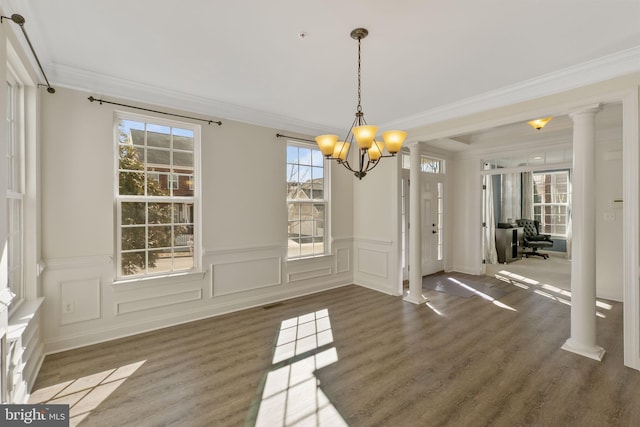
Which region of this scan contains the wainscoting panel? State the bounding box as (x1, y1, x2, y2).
(60, 278, 101, 325)
(357, 248, 388, 279)
(353, 238, 400, 295)
(288, 266, 332, 283)
(336, 247, 350, 273)
(212, 256, 282, 297)
(41, 242, 353, 354)
(116, 289, 203, 315)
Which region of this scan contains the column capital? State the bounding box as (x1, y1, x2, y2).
(569, 103, 601, 120)
(405, 140, 421, 151)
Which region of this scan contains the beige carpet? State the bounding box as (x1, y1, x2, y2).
(485, 254, 570, 291)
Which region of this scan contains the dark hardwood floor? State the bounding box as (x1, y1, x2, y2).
(30, 272, 640, 426)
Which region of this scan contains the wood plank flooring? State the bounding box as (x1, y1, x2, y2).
(30, 272, 640, 426)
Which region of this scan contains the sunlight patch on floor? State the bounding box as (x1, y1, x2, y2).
(426, 302, 445, 316)
(254, 310, 347, 427)
(497, 270, 539, 285)
(28, 360, 146, 426)
(494, 267, 613, 318)
(447, 277, 517, 311)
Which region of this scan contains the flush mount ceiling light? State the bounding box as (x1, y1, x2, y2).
(527, 117, 552, 130)
(315, 28, 406, 180)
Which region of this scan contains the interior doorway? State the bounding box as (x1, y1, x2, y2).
(401, 154, 446, 280)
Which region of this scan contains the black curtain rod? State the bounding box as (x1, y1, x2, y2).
(276, 133, 315, 143)
(88, 96, 222, 126)
(1, 14, 55, 94)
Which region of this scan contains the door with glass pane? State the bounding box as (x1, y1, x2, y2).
(422, 173, 444, 275)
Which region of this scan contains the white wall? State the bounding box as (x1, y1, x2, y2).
(448, 155, 484, 275)
(39, 87, 355, 353)
(352, 154, 403, 295)
(596, 128, 624, 301)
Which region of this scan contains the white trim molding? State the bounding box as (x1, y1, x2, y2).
(382, 46, 640, 131)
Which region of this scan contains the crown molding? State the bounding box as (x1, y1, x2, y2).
(47, 45, 640, 139)
(48, 63, 342, 137)
(381, 45, 640, 131)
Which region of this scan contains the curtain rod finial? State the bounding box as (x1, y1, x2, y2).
(11, 14, 25, 26)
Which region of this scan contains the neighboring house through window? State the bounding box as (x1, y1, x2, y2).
(169, 173, 179, 190)
(115, 113, 200, 279)
(286, 142, 328, 259)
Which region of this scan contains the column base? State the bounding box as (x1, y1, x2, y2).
(561, 338, 606, 361)
(403, 294, 428, 305)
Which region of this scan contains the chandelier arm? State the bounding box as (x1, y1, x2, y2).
(364, 159, 381, 174)
(338, 159, 355, 173)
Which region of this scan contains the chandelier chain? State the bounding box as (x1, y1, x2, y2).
(357, 37, 362, 113)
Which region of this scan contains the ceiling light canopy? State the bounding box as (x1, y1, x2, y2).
(315, 28, 406, 180)
(527, 117, 552, 130)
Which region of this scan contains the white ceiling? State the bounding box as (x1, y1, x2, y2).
(3, 0, 640, 138)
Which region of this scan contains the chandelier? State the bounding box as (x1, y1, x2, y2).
(315, 28, 406, 180)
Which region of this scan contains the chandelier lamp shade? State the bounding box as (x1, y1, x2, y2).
(527, 117, 553, 130)
(315, 28, 407, 179)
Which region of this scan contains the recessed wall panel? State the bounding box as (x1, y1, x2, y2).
(357, 248, 388, 279)
(213, 256, 281, 297)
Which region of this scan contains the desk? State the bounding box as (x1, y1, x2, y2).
(495, 227, 523, 263)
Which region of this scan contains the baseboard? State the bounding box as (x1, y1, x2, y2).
(451, 265, 482, 275)
(353, 281, 401, 297)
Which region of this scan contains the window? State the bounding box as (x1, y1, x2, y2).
(533, 171, 569, 237)
(115, 113, 200, 279)
(286, 143, 327, 259)
(5, 74, 24, 305)
(402, 154, 445, 173)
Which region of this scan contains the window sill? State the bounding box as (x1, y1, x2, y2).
(112, 270, 206, 289)
(287, 253, 332, 263)
(8, 298, 44, 342)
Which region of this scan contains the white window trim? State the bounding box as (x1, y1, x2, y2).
(113, 111, 202, 282)
(533, 170, 570, 238)
(5, 69, 25, 313)
(286, 140, 330, 260)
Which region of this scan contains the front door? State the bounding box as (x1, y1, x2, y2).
(422, 173, 444, 275)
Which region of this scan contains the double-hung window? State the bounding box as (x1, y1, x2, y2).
(286, 142, 328, 259)
(5, 73, 24, 306)
(115, 113, 200, 279)
(533, 170, 569, 237)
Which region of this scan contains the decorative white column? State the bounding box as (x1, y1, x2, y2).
(404, 141, 427, 305)
(561, 105, 605, 361)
